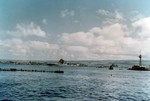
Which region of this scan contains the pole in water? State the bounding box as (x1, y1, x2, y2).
(139, 50, 142, 66)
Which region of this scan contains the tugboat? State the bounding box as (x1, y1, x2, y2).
(128, 54, 150, 71)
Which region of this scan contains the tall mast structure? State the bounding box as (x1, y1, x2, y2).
(139, 50, 142, 66)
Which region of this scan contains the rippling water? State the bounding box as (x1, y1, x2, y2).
(0, 60, 150, 101)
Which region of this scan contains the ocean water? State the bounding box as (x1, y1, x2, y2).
(0, 60, 150, 101)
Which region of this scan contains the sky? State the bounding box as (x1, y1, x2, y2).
(1, 0, 150, 60)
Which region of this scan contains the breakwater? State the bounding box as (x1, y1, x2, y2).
(0, 68, 64, 73)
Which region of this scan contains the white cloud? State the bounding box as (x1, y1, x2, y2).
(2, 11, 150, 60)
(1, 19, 150, 60)
(0, 38, 60, 60)
(96, 9, 109, 16)
(42, 19, 48, 24)
(7, 22, 46, 37)
(1, 38, 27, 57)
(96, 9, 124, 24)
(61, 9, 75, 17)
(130, 11, 144, 21)
(115, 10, 124, 20)
(66, 46, 88, 53)
(3, 20, 147, 60)
(59, 23, 143, 60)
(132, 17, 150, 38)
(74, 20, 82, 26)
(1, 24, 136, 60)
(60, 32, 94, 46)
(61, 23, 128, 46)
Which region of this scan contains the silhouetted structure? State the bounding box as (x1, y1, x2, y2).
(139, 54, 142, 66)
(128, 54, 150, 71)
(109, 64, 113, 70)
(58, 59, 65, 64)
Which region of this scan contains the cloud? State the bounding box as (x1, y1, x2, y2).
(42, 19, 48, 24)
(66, 46, 88, 53)
(74, 20, 82, 26)
(0, 38, 60, 60)
(61, 9, 75, 17)
(96, 9, 109, 16)
(61, 23, 129, 46)
(1, 21, 136, 60)
(96, 9, 124, 24)
(130, 11, 144, 21)
(115, 10, 123, 20)
(59, 23, 143, 60)
(60, 32, 93, 46)
(132, 17, 150, 38)
(7, 22, 46, 37)
(1, 19, 150, 60)
(1, 10, 150, 60)
(0, 38, 27, 58)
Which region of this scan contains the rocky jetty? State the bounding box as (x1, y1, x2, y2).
(0, 68, 64, 73)
(128, 65, 150, 71)
(0, 60, 48, 65)
(128, 53, 150, 71)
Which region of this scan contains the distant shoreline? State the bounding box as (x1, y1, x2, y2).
(0, 60, 88, 67)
